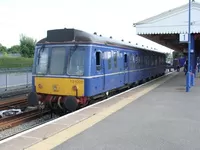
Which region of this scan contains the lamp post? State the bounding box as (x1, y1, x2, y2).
(186, 0, 191, 92)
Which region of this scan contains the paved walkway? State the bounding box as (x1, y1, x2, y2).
(53, 72, 200, 150)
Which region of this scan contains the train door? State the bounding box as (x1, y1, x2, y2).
(124, 53, 129, 85)
(95, 50, 105, 90)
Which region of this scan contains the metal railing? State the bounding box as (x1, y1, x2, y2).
(0, 67, 32, 74)
(0, 67, 32, 92)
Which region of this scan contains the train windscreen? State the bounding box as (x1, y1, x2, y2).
(35, 47, 49, 75)
(67, 47, 85, 76)
(35, 45, 85, 76)
(49, 47, 66, 75)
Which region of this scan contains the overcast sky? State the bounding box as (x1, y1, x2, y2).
(0, 0, 197, 52)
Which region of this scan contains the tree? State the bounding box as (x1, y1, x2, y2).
(0, 44, 7, 53)
(19, 34, 37, 58)
(165, 52, 173, 63)
(165, 52, 170, 58)
(7, 45, 21, 54)
(173, 51, 184, 59)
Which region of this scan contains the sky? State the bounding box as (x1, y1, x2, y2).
(0, 0, 197, 53)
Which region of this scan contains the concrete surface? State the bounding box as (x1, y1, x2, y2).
(53, 72, 200, 150)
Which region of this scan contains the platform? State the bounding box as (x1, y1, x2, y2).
(1, 71, 200, 150)
(52, 72, 200, 150)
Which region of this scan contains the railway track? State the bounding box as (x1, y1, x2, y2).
(0, 95, 28, 111)
(0, 109, 50, 131)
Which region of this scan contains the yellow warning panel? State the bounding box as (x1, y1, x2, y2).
(34, 77, 84, 96)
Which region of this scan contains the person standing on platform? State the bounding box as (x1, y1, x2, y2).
(184, 59, 188, 75)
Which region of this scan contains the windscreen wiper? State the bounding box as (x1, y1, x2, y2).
(37, 44, 45, 65)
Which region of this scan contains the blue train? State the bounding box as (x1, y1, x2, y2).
(173, 57, 186, 68)
(27, 28, 166, 112)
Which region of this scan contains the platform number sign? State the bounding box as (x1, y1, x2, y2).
(179, 33, 188, 43)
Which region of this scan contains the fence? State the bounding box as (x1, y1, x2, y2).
(0, 67, 32, 74)
(0, 67, 32, 92)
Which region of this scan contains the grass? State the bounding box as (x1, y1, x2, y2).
(0, 57, 33, 69)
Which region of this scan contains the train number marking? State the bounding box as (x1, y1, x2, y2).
(69, 79, 83, 84)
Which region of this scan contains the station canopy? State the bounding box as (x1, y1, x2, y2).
(133, 1, 200, 53)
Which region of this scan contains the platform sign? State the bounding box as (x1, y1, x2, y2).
(179, 33, 188, 43)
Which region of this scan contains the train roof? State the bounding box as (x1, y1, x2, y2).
(37, 28, 165, 54)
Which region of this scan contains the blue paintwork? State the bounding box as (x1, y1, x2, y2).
(84, 44, 165, 96)
(32, 43, 166, 97)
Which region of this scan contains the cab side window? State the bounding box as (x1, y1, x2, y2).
(96, 51, 101, 71)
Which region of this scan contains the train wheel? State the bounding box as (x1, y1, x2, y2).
(48, 96, 54, 110)
(63, 96, 78, 112)
(27, 92, 39, 106)
(57, 97, 64, 110)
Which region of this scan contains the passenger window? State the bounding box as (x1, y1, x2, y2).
(135, 55, 138, 63)
(124, 54, 127, 63)
(146, 56, 148, 66)
(108, 51, 112, 70)
(124, 54, 128, 68)
(138, 56, 140, 65)
(132, 55, 135, 69)
(152, 56, 154, 66)
(129, 53, 133, 69)
(96, 51, 101, 71)
(141, 56, 144, 67)
(113, 51, 117, 68)
(148, 56, 150, 66)
(155, 56, 158, 66)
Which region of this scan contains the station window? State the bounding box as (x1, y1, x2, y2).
(96, 51, 101, 71)
(113, 51, 117, 68)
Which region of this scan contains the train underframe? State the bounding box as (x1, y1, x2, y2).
(27, 92, 89, 114)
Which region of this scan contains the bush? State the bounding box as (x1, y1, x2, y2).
(0, 57, 33, 69)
